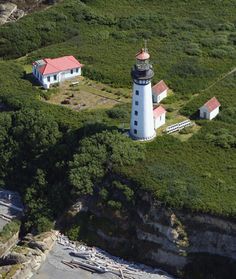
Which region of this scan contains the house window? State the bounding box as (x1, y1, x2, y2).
(135, 110, 138, 116)
(47, 76, 50, 82)
(135, 101, 139, 105)
(54, 75, 57, 81)
(160, 115, 162, 121)
(134, 121, 138, 126)
(134, 129, 137, 135)
(76, 68, 79, 73)
(71, 69, 74, 74)
(135, 90, 139, 96)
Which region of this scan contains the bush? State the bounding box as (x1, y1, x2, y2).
(36, 217, 54, 234)
(179, 126, 193, 134)
(112, 181, 134, 202)
(0, 220, 21, 243)
(67, 225, 80, 241)
(210, 49, 227, 58)
(99, 188, 109, 201)
(107, 200, 122, 210)
(204, 129, 236, 149)
(166, 107, 175, 112)
(184, 43, 202, 56)
(106, 105, 130, 121)
(200, 35, 228, 47)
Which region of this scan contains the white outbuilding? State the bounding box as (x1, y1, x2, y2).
(199, 97, 221, 120)
(153, 105, 166, 129)
(32, 55, 83, 89)
(152, 80, 169, 103)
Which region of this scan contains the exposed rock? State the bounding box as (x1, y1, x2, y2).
(72, 194, 236, 275)
(2, 251, 27, 264)
(0, 231, 59, 279)
(22, 233, 34, 242)
(0, 231, 19, 257)
(0, 2, 17, 25)
(0, 0, 58, 25)
(28, 240, 48, 252)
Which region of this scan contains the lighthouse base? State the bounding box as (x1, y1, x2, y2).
(129, 131, 156, 142)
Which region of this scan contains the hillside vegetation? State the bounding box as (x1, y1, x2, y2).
(0, 0, 235, 233)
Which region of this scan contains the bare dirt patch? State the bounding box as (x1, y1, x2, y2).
(44, 76, 131, 111)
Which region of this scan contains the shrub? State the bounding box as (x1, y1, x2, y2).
(36, 217, 54, 234)
(184, 43, 202, 56)
(179, 126, 193, 134)
(107, 200, 122, 210)
(161, 95, 178, 104)
(229, 32, 236, 45)
(99, 188, 109, 201)
(67, 225, 80, 241)
(217, 22, 235, 31)
(106, 105, 130, 121)
(166, 107, 175, 112)
(209, 49, 228, 58)
(0, 219, 21, 243)
(200, 35, 228, 47)
(112, 181, 134, 202)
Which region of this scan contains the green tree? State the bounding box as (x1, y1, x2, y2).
(69, 131, 144, 195)
(0, 113, 14, 187)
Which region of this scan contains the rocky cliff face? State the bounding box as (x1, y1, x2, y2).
(134, 195, 236, 273)
(70, 193, 236, 276)
(0, 0, 58, 25)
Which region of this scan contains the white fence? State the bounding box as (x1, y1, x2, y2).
(165, 120, 194, 134)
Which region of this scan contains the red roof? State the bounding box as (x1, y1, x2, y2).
(152, 80, 169, 96)
(36, 56, 83, 75)
(136, 48, 150, 60)
(153, 105, 166, 118)
(203, 97, 221, 112)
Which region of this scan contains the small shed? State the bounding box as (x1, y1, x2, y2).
(199, 97, 221, 120)
(153, 105, 166, 129)
(152, 80, 169, 103)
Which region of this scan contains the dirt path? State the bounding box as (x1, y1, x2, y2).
(202, 67, 236, 92)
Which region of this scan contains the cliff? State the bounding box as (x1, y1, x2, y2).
(64, 193, 236, 277)
(0, 0, 58, 25)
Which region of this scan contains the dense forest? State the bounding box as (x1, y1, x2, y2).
(0, 0, 235, 234)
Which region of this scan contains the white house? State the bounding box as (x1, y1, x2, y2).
(153, 105, 166, 129)
(32, 55, 83, 89)
(152, 80, 169, 103)
(199, 96, 221, 120)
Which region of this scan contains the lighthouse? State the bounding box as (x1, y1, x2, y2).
(130, 48, 156, 140)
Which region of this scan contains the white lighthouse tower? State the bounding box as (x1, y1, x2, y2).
(130, 48, 156, 140)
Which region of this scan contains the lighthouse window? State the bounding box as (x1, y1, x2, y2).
(134, 129, 137, 135)
(134, 121, 138, 126)
(135, 101, 139, 106)
(135, 90, 139, 96)
(135, 111, 138, 116)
